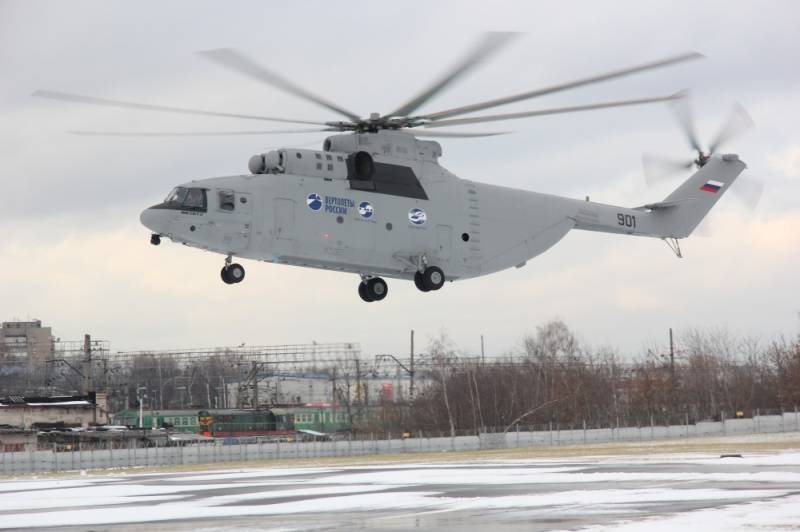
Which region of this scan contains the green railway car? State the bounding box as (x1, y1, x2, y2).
(112, 405, 353, 436)
(273, 406, 351, 434)
(112, 409, 201, 431)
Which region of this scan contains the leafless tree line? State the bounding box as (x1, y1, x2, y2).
(3, 320, 798, 433)
(408, 321, 800, 434)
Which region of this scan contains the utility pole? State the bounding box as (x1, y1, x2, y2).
(137, 386, 147, 428)
(331, 367, 337, 403)
(669, 327, 675, 382)
(410, 330, 415, 400)
(251, 361, 259, 410)
(481, 334, 485, 365)
(355, 359, 362, 403)
(83, 334, 93, 395)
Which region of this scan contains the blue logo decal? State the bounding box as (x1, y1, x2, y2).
(409, 208, 427, 225)
(307, 193, 322, 211)
(358, 201, 374, 219)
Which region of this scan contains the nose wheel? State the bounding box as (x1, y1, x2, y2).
(414, 266, 445, 292)
(221, 263, 245, 284)
(358, 277, 388, 302)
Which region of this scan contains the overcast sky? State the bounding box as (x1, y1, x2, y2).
(1, 0, 798, 358)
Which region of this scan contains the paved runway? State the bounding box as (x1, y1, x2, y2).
(1, 451, 800, 531)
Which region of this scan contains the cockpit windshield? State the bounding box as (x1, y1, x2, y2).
(162, 187, 207, 212)
(164, 187, 188, 205)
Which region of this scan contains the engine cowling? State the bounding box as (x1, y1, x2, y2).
(248, 150, 284, 174)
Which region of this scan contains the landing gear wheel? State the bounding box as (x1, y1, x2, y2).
(414, 271, 430, 292)
(358, 277, 388, 302)
(358, 282, 374, 302)
(422, 266, 445, 291)
(221, 263, 245, 284)
(366, 277, 388, 301)
(150, 234, 161, 246)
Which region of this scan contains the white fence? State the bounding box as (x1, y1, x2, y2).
(3, 411, 799, 475)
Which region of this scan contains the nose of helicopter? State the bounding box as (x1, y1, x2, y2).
(140, 207, 166, 233)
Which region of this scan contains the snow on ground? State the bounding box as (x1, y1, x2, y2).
(585, 493, 800, 531)
(0, 450, 798, 530)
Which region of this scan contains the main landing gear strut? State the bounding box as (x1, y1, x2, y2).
(221, 255, 245, 285)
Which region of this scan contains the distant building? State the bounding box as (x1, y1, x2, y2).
(0, 320, 53, 365)
(0, 392, 109, 429)
(227, 372, 432, 408)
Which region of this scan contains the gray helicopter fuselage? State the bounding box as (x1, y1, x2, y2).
(140, 130, 746, 286)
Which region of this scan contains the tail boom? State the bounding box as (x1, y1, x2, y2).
(572, 154, 746, 239)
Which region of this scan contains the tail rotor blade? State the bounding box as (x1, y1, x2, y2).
(669, 94, 703, 153)
(731, 176, 764, 211)
(642, 152, 694, 185)
(694, 216, 714, 237)
(708, 102, 754, 154)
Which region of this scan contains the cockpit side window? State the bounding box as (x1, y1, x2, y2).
(183, 188, 206, 210)
(218, 189, 235, 211)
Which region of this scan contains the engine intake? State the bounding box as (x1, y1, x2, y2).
(248, 150, 284, 174)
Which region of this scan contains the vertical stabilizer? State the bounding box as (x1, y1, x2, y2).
(650, 154, 746, 238)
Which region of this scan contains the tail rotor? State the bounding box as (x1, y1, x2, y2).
(643, 95, 761, 210)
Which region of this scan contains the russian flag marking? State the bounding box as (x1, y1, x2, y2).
(700, 179, 724, 193)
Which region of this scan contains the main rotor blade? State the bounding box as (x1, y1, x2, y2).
(67, 128, 332, 137)
(418, 52, 704, 121)
(400, 129, 510, 138)
(32, 90, 331, 126)
(708, 102, 754, 154)
(420, 94, 683, 128)
(387, 32, 518, 118)
(642, 152, 694, 185)
(669, 94, 703, 153)
(198, 48, 361, 122)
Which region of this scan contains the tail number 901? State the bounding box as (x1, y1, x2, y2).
(617, 213, 637, 228)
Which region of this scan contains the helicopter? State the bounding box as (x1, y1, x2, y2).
(34, 33, 750, 302)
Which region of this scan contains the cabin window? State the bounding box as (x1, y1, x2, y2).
(218, 190, 235, 211)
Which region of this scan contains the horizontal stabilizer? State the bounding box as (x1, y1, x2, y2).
(637, 200, 684, 211)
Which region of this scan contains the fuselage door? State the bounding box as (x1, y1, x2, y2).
(273, 198, 295, 241)
(213, 189, 252, 254)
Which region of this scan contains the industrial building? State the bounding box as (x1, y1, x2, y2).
(0, 392, 109, 430)
(228, 371, 428, 409)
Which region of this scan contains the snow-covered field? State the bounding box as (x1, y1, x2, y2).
(1, 451, 799, 530)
